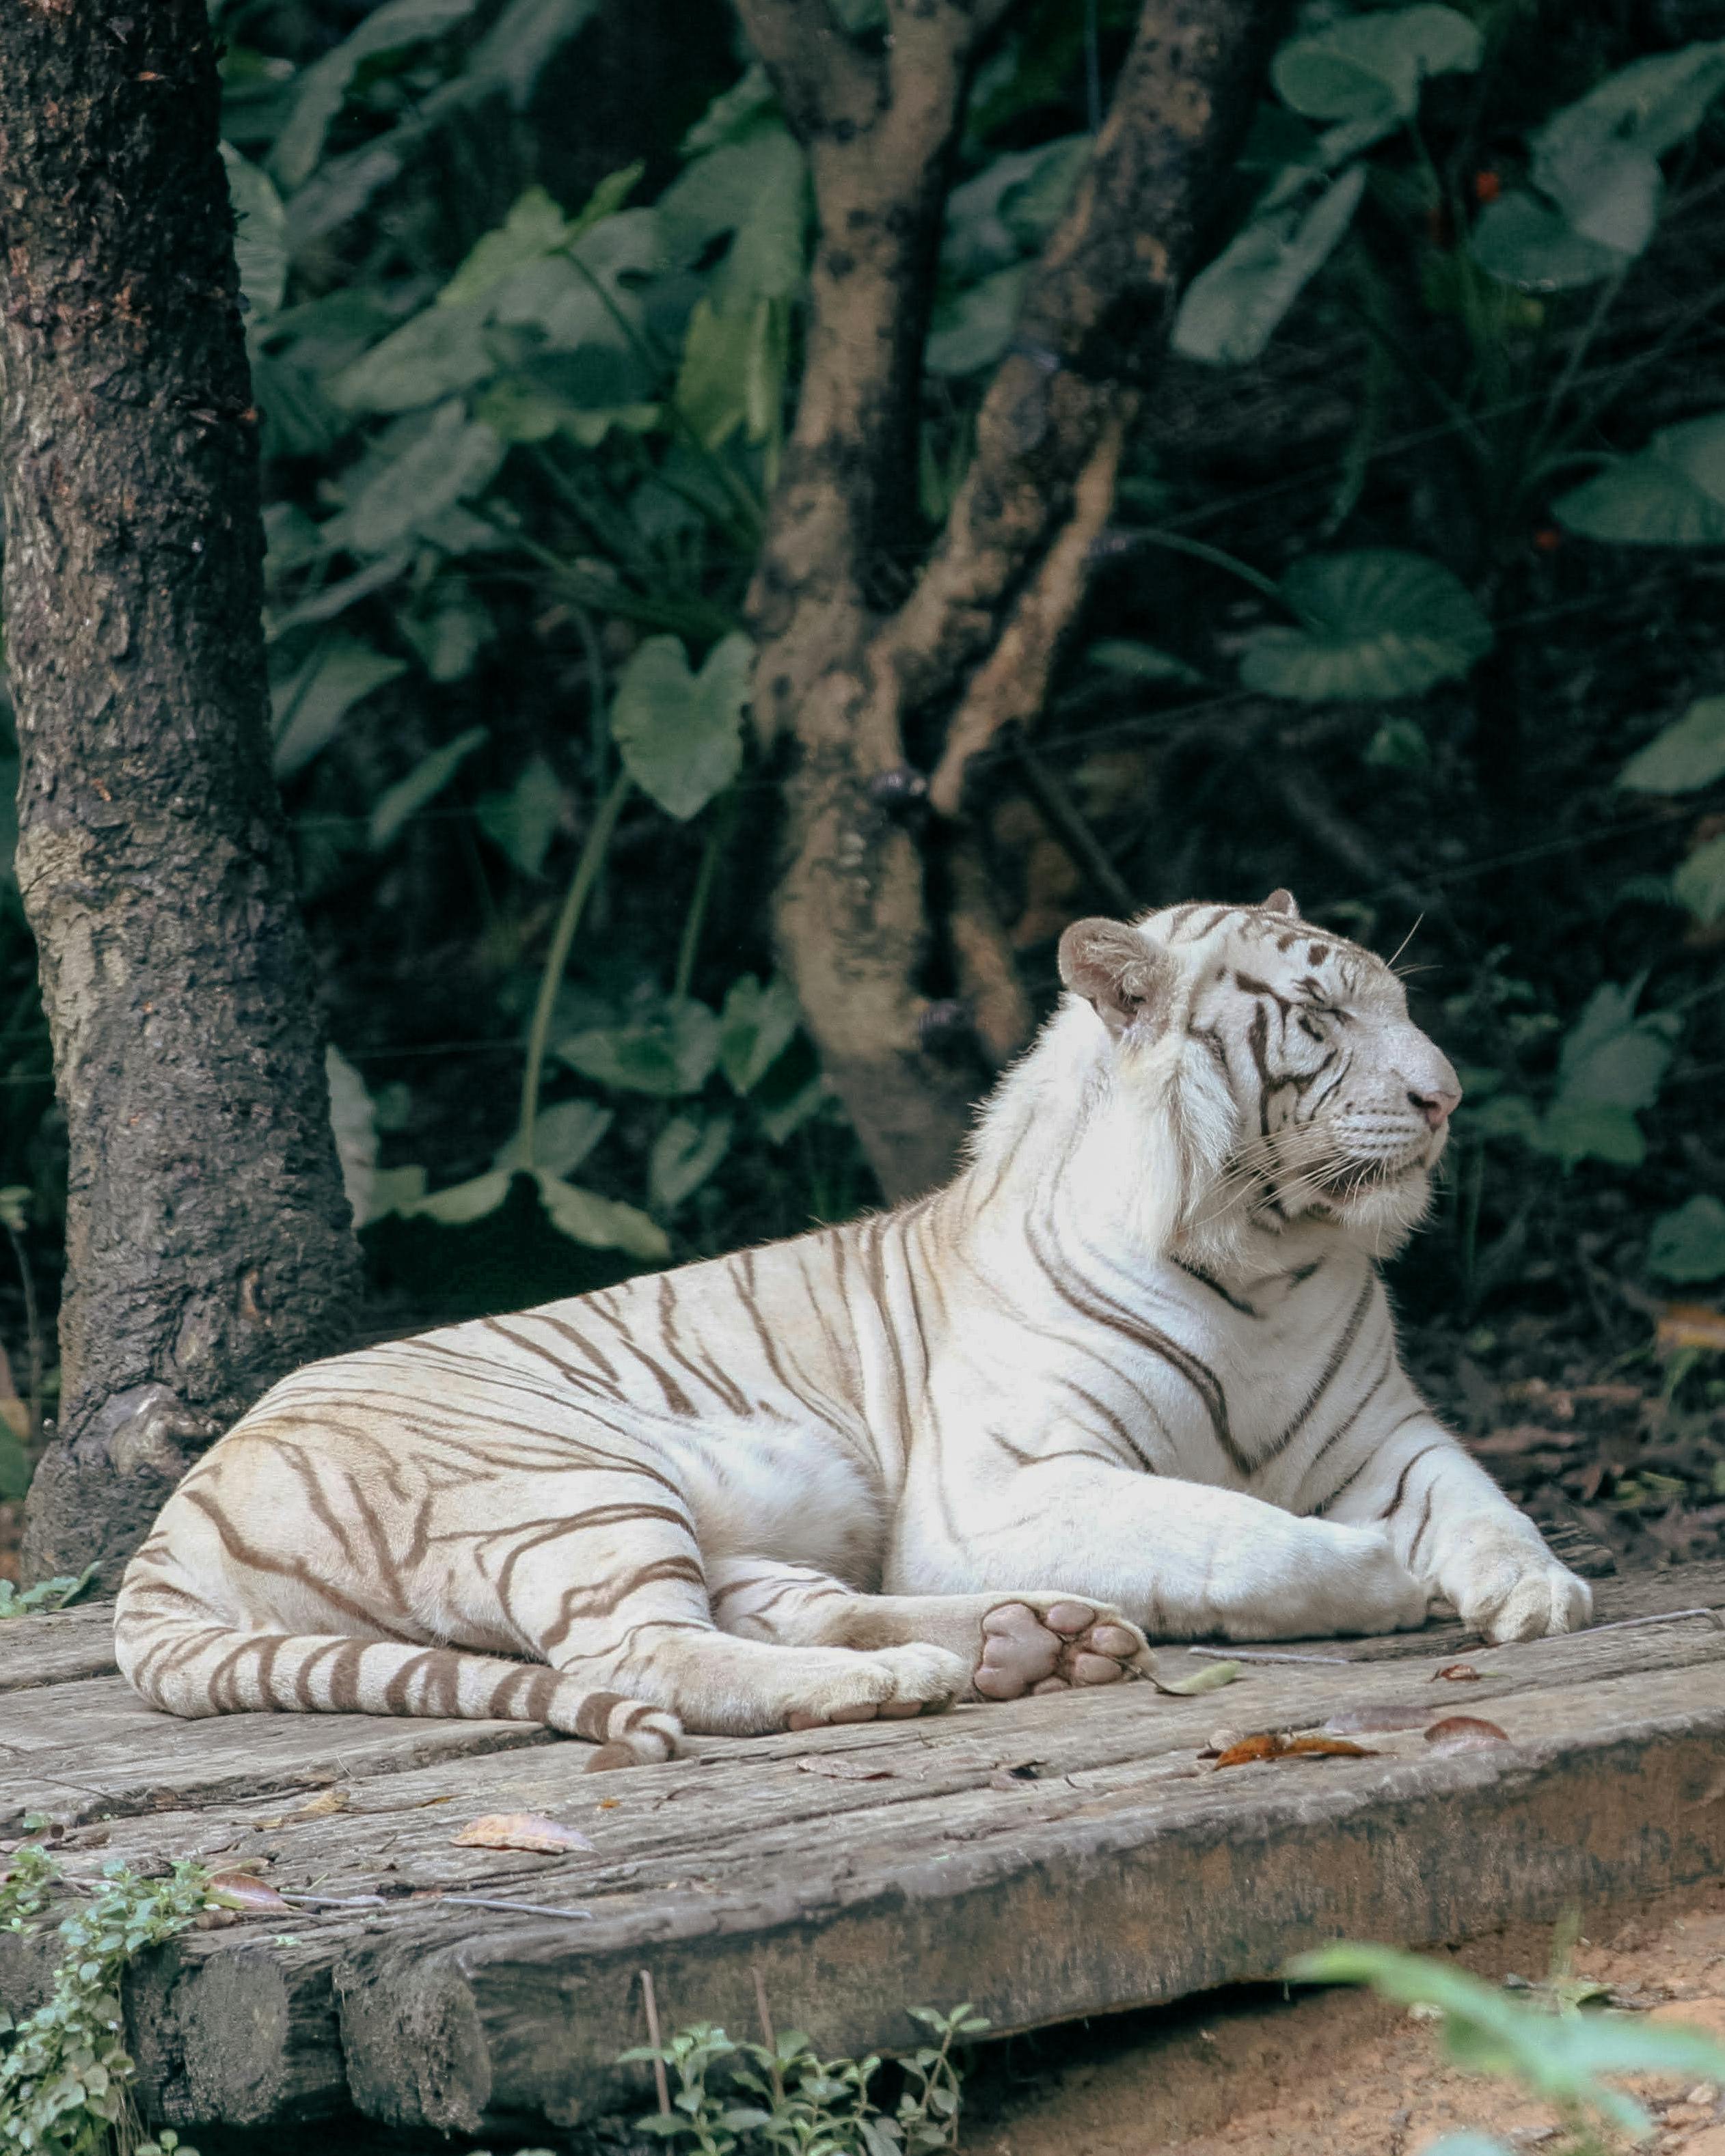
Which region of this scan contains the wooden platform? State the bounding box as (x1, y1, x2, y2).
(5, 1565, 1725, 2140)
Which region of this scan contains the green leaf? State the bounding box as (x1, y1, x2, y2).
(326, 1046, 381, 1228)
(328, 404, 505, 556)
(1364, 717, 1430, 770)
(1648, 1195, 1725, 1284)
(493, 1099, 612, 1177)
(657, 121, 808, 309)
(1272, 6, 1481, 126)
(333, 305, 495, 415)
(271, 0, 484, 191)
(220, 144, 288, 320)
(398, 579, 493, 683)
(1470, 191, 1627, 291)
(402, 1168, 513, 1225)
(759, 1076, 826, 1146)
(1540, 1099, 1646, 1169)
(1556, 414, 1725, 544)
(441, 187, 574, 309)
(1239, 549, 1493, 700)
(1555, 980, 1679, 1115)
(1674, 832, 1725, 925)
(558, 996, 722, 1097)
(1620, 695, 1725, 791)
(271, 636, 408, 779)
(1087, 640, 1204, 685)
(1471, 43, 1725, 291)
(676, 297, 786, 450)
(1547, 40, 1725, 165)
(1173, 166, 1365, 368)
(476, 754, 565, 876)
(649, 1114, 733, 1210)
(612, 633, 752, 820)
(368, 726, 488, 849)
(719, 975, 801, 1094)
(534, 1172, 669, 1259)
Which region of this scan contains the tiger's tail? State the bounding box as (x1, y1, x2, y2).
(113, 1577, 681, 1769)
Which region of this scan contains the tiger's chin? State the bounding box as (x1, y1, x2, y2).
(1313, 1154, 1435, 1251)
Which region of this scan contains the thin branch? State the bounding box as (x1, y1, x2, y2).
(867, 0, 1286, 735)
(927, 398, 1132, 816)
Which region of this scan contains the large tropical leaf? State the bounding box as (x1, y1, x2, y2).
(1173, 167, 1365, 368)
(1554, 412, 1725, 545)
(612, 634, 752, 820)
(1618, 695, 1725, 791)
(221, 145, 289, 320)
(1238, 550, 1493, 700)
(271, 636, 407, 778)
(1272, 6, 1480, 127)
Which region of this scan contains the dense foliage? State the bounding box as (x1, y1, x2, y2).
(0, 0, 1721, 1561)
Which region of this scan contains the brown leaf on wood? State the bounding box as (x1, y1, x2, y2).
(206, 1870, 293, 1913)
(1431, 1663, 1483, 1682)
(1424, 1715, 1510, 1750)
(451, 1812, 596, 1854)
(1657, 1304, 1725, 1354)
(1212, 1731, 1377, 1769)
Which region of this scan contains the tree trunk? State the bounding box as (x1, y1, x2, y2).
(742, 0, 1285, 1199)
(0, 1, 364, 1583)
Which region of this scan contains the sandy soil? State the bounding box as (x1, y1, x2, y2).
(966, 1881, 1725, 2156)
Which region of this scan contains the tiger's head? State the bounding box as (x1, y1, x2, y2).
(1053, 891, 1460, 1264)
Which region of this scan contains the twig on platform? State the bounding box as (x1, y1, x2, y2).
(640, 1966, 671, 2117)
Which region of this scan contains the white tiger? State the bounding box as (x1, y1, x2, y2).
(116, 892, 1591, 1766)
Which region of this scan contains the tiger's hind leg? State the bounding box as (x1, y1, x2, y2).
(707, 1557, 1154, 1704)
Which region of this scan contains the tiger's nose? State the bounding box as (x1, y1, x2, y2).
(1409, 1085, 1461, 1130)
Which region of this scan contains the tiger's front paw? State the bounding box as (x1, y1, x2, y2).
(1447, 1531, 1593, 1643)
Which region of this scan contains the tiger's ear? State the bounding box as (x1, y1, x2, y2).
(1057, 918, 1173, 1039)
(1263, 888, 1301, 917)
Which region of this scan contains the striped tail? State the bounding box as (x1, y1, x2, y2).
(113, 1587, 681, 1770)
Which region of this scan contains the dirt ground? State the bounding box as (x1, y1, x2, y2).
(965, 1880, 1725, 2156)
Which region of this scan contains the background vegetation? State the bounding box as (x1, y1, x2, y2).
(0, 0, 1722, 1574)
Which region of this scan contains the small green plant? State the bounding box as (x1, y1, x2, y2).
(1287, 1940, 1725, 2152)
(0, 1567, 98, 1621)
(619, 2004, 988, 2155)
(0, 1844, 212, 2156)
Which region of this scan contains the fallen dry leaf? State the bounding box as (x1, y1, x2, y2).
(1212, 1731, 1376, 1769)
(1657, 1304, 1725, 1354)
(452, 1812, 596, 1854)
(1154, 1659, 1243, 1696)
(1424, 1715, 1509, 1750)
(1431, 1663, 1482, 1682)
(206, 1870, 293, 1914)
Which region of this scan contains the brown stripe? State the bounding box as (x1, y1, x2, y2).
(1257, 1270, 1378, 1466)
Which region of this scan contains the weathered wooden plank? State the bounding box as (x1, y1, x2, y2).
(0, 1678, 555, 1834)
(0, 1601, 117, 1691)
(118, 1637, 1725, 2131)
(331, 1660, 1725, 2131)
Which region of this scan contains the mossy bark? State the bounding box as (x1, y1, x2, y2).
(0, 0, 363, 1582)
